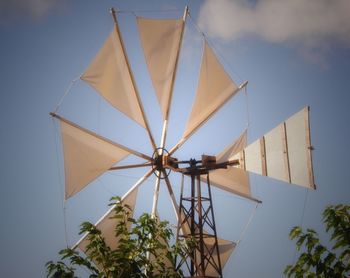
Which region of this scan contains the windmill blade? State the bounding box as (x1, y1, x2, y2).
(81, 11, 156, 150)
(242, 107, 315, 189)
(109, 162, 152, 171)
(169, 41, 247, 155)
(208, 168, 260, 203)
(217, 130, 248, 163)
(74, 169, 153, 253)
(195, 237, 236, 277)
(51, 113, 151, 199)
(137, 11, 186, 120)
(199, 131, 261, 203)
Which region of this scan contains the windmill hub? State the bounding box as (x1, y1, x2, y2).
(151, 147, 178, 179)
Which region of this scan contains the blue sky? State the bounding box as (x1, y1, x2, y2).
(1, 0, 349, 277)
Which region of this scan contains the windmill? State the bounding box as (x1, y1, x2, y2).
(51, 6, 315, 278)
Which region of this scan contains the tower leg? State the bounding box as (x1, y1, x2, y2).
(176, 173, 223, 277)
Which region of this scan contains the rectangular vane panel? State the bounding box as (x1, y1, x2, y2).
(264, 124, 288, 182)
(285, 107, 314, 189)
(244, 139, 262, 175)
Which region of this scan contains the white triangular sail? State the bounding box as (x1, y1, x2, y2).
(81, 25, 146, 128)
(137, 17, 184, 119)
(203, 131, 255, 201)
(195, 238, 235, 277)
(242, 107, 315, 189)
(217, 130, 247, 163)
(77, 188, 138, 253)
(183, 41, 239, 139)
(60, 119, 131, 199)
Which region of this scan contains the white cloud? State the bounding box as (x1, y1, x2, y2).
(198, 0, 350, 66)
(0, 0, 66, 23)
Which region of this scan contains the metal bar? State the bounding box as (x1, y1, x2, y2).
(190, 174, 195, 276)
(50, 112, 152, 161)
(196, 175, 205, 276)
(207, 174, 223, 277)
(281, 122, 291, 183)
(109, 162, 152, 171)
(110, 8, 157, 151)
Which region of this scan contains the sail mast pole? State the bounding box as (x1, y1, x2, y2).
(110, 8, 157, 151)
(151, 6, 188, 217)
(159, 6, 188, 148)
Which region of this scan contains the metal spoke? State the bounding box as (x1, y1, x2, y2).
(109, 162, 152, 171)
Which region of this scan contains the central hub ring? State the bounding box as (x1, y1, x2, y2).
(152, 147, 171, 179)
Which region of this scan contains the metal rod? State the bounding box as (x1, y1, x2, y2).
(109, 162, 152, 171)
(207, 174, 223, 277)
(190, 173, 195, 276)
(197, 175, 205, 276)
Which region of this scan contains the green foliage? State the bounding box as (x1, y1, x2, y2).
(46, 196, 189, 278)
(284, 204, 350, 278)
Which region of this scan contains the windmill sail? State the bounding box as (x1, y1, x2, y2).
(205, 131, 255, 201)
(137, 17, 184, 119)
(81, 25, 146, 128)
(195, 238, 236, 277)
(183, 41, 239, 139)
(53, 113, 152, 199)
(242, 107, 315, 189)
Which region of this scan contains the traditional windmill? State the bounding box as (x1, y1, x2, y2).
(51, 7, 315, 277)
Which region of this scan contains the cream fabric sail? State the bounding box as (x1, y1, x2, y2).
(209, 168, 251, 199)
(60, 120, 130, 199)
(205, 131, 251, 200)
(217, 130, 247, 163)
(77, 188, 138, 254)
(242, 107, 315, 189)
(244, 139, 263, 175)
(183, 42, 238, 138)
(137, 17, 183, 119)
(195, 237, 236, 277)
(81, 26, 145, 128)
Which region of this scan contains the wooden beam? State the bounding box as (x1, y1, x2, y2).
(281, 123, 291, 183)
(304, 106, 316, 189)
(260, 137, 267, 176)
